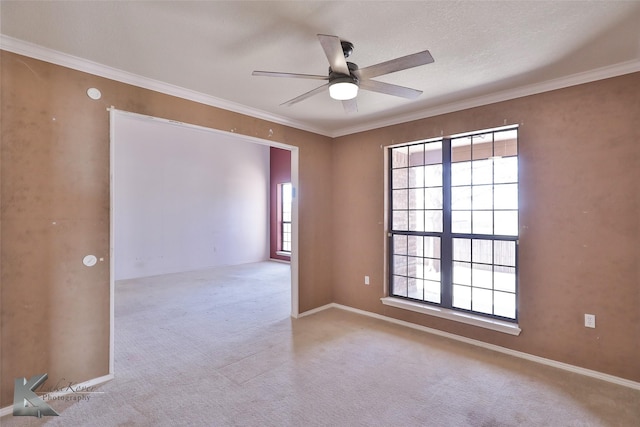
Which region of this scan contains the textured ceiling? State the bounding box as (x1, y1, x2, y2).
(2, 1, 640, 136)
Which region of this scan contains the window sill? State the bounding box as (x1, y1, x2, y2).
(380, 297, 521, 336)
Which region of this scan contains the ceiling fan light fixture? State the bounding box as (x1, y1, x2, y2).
(253, 34, 433, 110)
(329, 78, 359, 100)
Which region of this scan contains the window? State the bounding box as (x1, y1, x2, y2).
(280, 182, 292, 252)
(388, 127, 518, 321)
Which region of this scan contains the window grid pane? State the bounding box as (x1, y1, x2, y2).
(391, 141, 443, 237)
(450, 237, 517, 318)
(391, 143, 443, 303)
(390, 230, 442, 305)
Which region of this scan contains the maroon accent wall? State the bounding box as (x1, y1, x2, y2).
(270, 147, 292, 260)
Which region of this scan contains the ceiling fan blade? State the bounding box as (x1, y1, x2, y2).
(317, 34, 350, 75)
(359, 79, 423, 99)
(280, 83, 330, 107)
(357, 50, 434, 80)
(342, 98, 358, 113)
(252, 71, 328, 80)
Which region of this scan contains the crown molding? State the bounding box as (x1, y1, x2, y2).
(0, 35, 330, 137)
(331, 59, 640, 137)
(3, 34, 638, 139)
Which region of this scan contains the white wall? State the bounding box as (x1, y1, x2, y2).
(113, 113, 270, 280)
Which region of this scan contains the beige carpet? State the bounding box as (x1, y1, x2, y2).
(3, 261, 639, 426)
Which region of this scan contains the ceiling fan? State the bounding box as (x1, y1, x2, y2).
(252, 34, 434, 113)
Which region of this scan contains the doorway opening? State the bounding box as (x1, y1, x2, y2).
(108, 108, 299, 374)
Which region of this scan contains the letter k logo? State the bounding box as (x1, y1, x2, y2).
(13, 373, 59, 417)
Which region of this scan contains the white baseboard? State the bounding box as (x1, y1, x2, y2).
(0, 373, 114, 418)
(300, 302, 640, 391)
(269, 257, 291, 264)
(297, 303, 335, 318)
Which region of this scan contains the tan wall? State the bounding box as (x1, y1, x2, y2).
(0, 51, 333, 406)
(332, 72, 640, 382)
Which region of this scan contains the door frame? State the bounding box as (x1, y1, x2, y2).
(108, 108, 299, 374)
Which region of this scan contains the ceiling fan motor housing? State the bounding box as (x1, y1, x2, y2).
(341, 40, 354, 58)
(329, 62, 360, 85)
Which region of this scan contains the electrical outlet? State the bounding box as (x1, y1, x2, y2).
(364, 276, 370, 285)
(584, 314, 596, 328)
